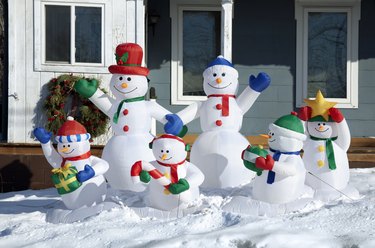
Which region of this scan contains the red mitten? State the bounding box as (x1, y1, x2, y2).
(298, 106, 312, 121)
(255, 154, 275, 171)
(329, 107, 344, 123)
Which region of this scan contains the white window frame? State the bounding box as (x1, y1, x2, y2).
(295, 0, 361, 108)
(170, 0, 233, 105)
(34, 0, 112, 73)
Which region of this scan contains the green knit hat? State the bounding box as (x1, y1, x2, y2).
(269, 112, 306, 141)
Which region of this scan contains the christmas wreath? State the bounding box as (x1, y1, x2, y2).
(44, 74, 109, 139)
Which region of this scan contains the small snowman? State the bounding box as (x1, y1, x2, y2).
(164, 56, 271, 188)
(74, 43, 172, 192)
(131, 134, 204, 211)
(33, 117, 109, 210)
(298, 90, 357, 199)
(251, 112, 307, 204)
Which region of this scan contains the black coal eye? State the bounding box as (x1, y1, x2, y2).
(63, 145, 65, 148)
(119, 77, 123, 81)
(213, 73, 217, 77)
(323, 123, 326, 126)
(272, 133, 274, 136)
(161, 150, 164, 153)
(127, 77, 131, 81)
(318, 123, 321, 126)
(68, 144, 70, 147)
(166, 150, 169, 153)
(222, 73, 226, 77)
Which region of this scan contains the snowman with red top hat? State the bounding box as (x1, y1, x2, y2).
(74, 43, 172, 192)
(131, 134, 204, 212)
(164, 56, 271, 188)
(34, 117, 112, 222)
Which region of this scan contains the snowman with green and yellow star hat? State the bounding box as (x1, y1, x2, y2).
(298, 90, 359, 200)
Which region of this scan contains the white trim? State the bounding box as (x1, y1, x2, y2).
(295, 0, 361, 108)
(170, 0, 233, 105)
(34, 0, 112, 73)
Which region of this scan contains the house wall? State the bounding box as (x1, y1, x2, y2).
(147, 0, 375, 137)
(8, 0, 146, 144)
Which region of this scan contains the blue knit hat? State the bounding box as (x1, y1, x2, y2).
(206, 55, 234, 69)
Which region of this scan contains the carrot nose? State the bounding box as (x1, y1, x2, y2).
(216, 78, 222, 84)
(259, 134, 271, 139)
(59, 147, 69, 153)
(121, 83, 128, 88)
(161, 154, 168, 160)
(319, 125, 325, 131)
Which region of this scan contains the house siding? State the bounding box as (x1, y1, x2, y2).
(147, 0, 375, 137)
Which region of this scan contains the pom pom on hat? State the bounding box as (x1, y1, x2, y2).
(55, 116, 91, 143)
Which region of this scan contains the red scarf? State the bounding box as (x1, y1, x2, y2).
(156, 160, 186, 183)
(207, 94, 236, 116)
(60, 151, 91, 167)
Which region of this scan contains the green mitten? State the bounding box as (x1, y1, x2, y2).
(74, 79, 98, 98)
(140, 170, 151, 183)
(168, 178, 190, 194)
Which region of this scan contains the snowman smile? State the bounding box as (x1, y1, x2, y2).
(113, 86, 138, 94)
(159, 156, 172, 161)
(208, 82, 232, 89)
(269, 139, 276, 143)
(315, 128, 329, 133)
(62, 149, 75, 154)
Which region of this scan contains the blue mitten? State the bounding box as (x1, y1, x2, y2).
(164, 114, 183, 135)
(33, 128, 52, 144)
(77, 165, 95, 183)
(249, 72, 271, 92)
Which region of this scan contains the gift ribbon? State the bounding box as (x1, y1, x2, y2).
(54, 176, 78, 191)
(207, 94, 236, 116)
(267, 148, 301, 184)
(310, 136, 338, 170)
(52, 163, 77, 179)
(113, 96, 145, 124)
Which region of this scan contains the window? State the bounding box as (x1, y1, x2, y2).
(170, 0, 233, 105)
(295, 0, 361, 108)
(34, 0, 112, 73)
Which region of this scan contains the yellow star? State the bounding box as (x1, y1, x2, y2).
(304, 90, 337, 121)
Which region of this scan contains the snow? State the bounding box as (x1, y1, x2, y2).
(0, 168, 374, 248)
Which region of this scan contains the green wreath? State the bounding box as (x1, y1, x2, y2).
(44, 74, 109, 139)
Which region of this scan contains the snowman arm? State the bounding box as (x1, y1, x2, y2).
(88, 89, 114, 117)
(335, 119, 351, 151)
(184, 162, 205, 187)
(271, 156, 300, 177)
(176, 102, 202, 125)
(236, 87, 261, 114)
(148, 101, 171, 124)
(89, 156, 109, 176)
(40, 142, 63, 169)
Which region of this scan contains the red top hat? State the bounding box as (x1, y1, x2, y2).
(108, 43, 149, 76)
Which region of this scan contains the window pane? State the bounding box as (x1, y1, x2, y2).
(75, 7, 102, 63)
(45, 5, 71, 62)
(308, 12, 347, 98)
(183, 11, 221, 96)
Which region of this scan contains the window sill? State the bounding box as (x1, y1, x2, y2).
(34, 64, 110, 74)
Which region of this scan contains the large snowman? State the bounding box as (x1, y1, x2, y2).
(131, 134, 204, 211)
(251, 112, 307, 204)
(298, 90, 355, 198)
(165, 56, 271, 188)
(33, 117, 109, 210)
(74, 43, 171, 192)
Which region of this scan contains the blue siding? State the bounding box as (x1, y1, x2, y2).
(147, 0, 375, 137)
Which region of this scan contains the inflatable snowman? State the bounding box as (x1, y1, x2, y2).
(33, 117, 109, 210)
(131, 134, 204, 211)
(164, 56, 271, 188)
(74, 43, 171, 192)
(298, 90, 356, 199)
(251, 112, 307, 204)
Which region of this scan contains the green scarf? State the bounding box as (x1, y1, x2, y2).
(310, 136, 338, 170)
(113, 96, 145, 124)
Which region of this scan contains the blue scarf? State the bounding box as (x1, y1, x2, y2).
(267, 148, 301, 184)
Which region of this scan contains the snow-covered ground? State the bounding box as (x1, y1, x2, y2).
(0, 168, 374, 248)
